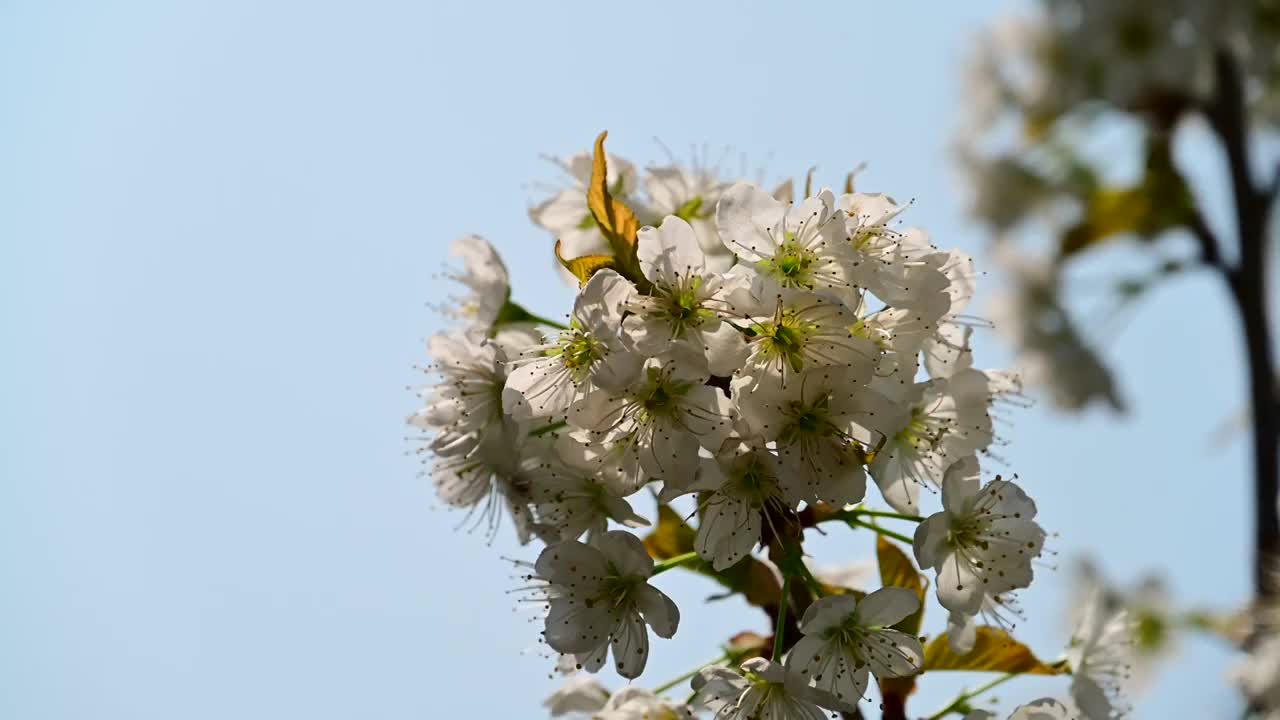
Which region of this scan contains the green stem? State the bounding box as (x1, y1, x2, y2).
(652, 653, 730, 695)
(652, 551, 699, 576)
(494, 299, 569, 331)
(522, 311, 569, 330)
(844, 508, 925, 523)
(529, 420, 567, 437)
(847, 518, 914, 545)
(772, 572, 792, 662)
(792, 553, 827, 598)
(925, 672, 1019, 720)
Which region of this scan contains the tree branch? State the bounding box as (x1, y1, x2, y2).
(1205, 50, 1280, 601)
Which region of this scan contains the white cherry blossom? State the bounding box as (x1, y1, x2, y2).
(715, 182, 854, 293)
(544, 675, 609, 717)
(642, 162, 732, 270)
(913, 456, 1046, 617)
(735, 367, 905, 506)
(596, 687, 694, 720)
(531, 151, 639, 265)
(411, 330, 511, 459)
(693, 657, 835, 720)
(568, 351, 732, 491)
(440, 235, 510, 331)
(529, 437, 650, 542)
(623, 216, 748, 376)
(1066, 591, 1135, 720)
(504, 269, 641, 420)
(785, 589, 925, 712)
(869, 369, 999, 514)
(527, 530, 679, 679)
(725, 280, 880, 388)
(687, 443, 790, 570)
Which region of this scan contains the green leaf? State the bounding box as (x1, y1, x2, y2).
(922, 627, 1066, 675)
(876, 535, 927, 636)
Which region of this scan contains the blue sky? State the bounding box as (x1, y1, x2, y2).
(0, 1, 1256, 717)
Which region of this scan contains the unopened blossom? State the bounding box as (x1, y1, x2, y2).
(913, 456, 1046, 618)
(544, 675, 610, 717)
(1066, 591, 1134, 719)
(597, 687, 694, 720)
(734, 367, 903, 506)
(693, 657, 835, 720)
(785, 588, 924, 712)
(528, 530, 679, 679)
(715, 182, 854, 293)
(440, 235, 510, 331)
(686, 443, 790, 570)
(504, 269, 641, 420)
(568, 351, 732, 490)
(623, 216, 748, 376)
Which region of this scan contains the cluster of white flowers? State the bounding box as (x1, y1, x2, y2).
(409, 138, 1134, 719)
(959, 0, 1280, 133)
(952, 1, 1280, 415)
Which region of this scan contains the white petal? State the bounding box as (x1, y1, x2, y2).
(593, 530, 653, 579)
(715, 182, 785, 261)
(913, 513, 950, 570)
(609, 610, 651, 679)
(855, 586, 920, 628)
(797, 594, 859, 635)
(634, 584, 680, 639)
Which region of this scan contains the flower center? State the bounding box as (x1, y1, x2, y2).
(661, 275, 711, 337)
(758, 236, 817, 289)
(752, 312, 815, 373)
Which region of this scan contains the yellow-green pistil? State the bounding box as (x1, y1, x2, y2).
(661, 276, 714, 338)
(778, 395, 834, 445)
(752, 311, 818, 373)
(548, 325, 604, 382)
(758, 234, 818, 289)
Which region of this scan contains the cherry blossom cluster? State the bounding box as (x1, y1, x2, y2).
(959, 0, 1280, 137)
(411, 141, 1135, 719)
(952, 1, 1280, 414)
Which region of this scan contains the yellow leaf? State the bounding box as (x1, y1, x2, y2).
(922, 626, 1066, 675)
(803, 166, 817, 198)
(586, 131, 642, 268)
(877, 535, 927, 636)
(1060, 136, 1195, 259)
(643, 504, 696, 560)
(554, 239, 616, 286)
